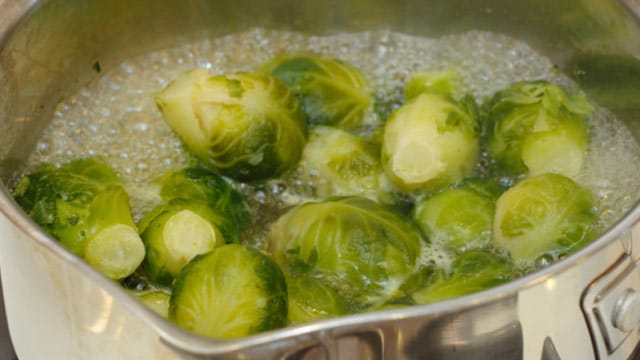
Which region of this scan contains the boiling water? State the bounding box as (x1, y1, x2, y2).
(19, 28, 640, 270)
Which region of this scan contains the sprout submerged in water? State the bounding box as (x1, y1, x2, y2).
(492, 173, 598, 266)
(412, 249, 515, 305)
(286, 274, 349, 324)
(12, 157, 145, 280)
(268, 196, 425, 311)
(299, 125, 386, 201)
(262, 53, 372, 129)
(484, 80, 592, 180)
(169, 244, 287, 339)
(155, 69, 307, 181)
(413, 180, 504, 253)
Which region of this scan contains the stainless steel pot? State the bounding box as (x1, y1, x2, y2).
(2, 0, 640, 359)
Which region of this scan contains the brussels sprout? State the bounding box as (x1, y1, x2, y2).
(412, 249, 514, 305)
(169, 244, 287, 339)
(268, 196, 425, 310)
(140, 200, 228, 285)
(404, 68, 462, 101)
(485, 80, 592, 179)
(263, 53, 372, 129)
(12, 158, 144, 279)
(155, 69, 307, 181)
(133, 290, 171, 318)
(286, 274, 349, 325)
(492, 173, 597, 265)
(147, 166, 250, 236)
(381, 92, 480, 192)
(413, 181, 503, 253)
(299, 125, 385, 201)
(138, 166, 250, 285)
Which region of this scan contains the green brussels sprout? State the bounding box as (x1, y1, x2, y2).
(139, 200, 227, 285)
(138, 166, 250, 285)
(299, 125, 385, 201)
(263, 53, 372, 129)
(413, 181, 503, 253)
(381, 92, 480, 192)
(12, 158, 144, 279)
(404, 68, 462, 101)
(132, 289, 171, 318)
(485, 80, 592, 179)
(169, 244, 287, 339)
(268, 196, 425, 310)
(492, 173, 597, 265)
(412, 249, 514, 305)
(147, 166, 251, 236)
(155, 68, 307, 181)
(286, 274, 349, 325)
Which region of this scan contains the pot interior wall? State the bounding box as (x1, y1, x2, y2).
(1, 0, 640, 183)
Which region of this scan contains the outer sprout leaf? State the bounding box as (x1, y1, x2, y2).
(151, 166, 250, 236)
(263, 53, 372, 129)
(404, 68, 462, 101)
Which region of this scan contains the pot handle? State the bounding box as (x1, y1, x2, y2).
(580, 226, 640, 360)
(517, 223, 640, 360)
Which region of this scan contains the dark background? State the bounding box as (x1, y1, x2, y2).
(0, 279, 18, 360)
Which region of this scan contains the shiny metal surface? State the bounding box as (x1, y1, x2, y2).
(1, 0, 640, 359)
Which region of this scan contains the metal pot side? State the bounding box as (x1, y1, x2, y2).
(2, 0, 640, 359)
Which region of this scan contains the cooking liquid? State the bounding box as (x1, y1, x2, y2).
(20, 28, 640, 274)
